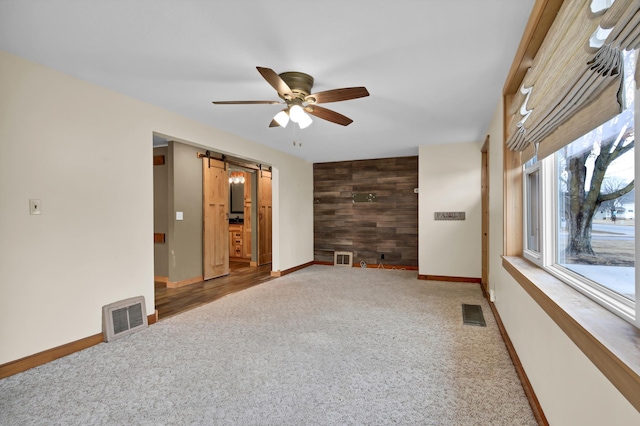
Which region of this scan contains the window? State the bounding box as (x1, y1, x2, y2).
(523, 160, 541, 260)
(524, 50, 637, 324)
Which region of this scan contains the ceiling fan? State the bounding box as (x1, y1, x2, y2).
(212, 67, 369, 128)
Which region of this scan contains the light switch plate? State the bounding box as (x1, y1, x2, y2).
(176, 211, 184, 221)
(29, 199, 42, 215)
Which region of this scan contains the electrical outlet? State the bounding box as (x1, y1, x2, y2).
(29, 199, 42, 215)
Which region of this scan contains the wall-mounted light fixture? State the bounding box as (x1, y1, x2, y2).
(229, 171, 245, 184)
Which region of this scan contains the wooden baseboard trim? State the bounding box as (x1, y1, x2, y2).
(148, 310, 159, 325)
(418, 274, 482, 283)
(271, 261, 314, 277)
(0, 313, 158, 380)
(487, 299, 548, 425)
(249, 261, 258, 267)
(0, 334, 103, 380)
(154, 276, 168, 284)
(481, 283, 490, 300)
(312, 261, 418, 271)
(166, 275, 204, 288)
(359, 263, 418, 270)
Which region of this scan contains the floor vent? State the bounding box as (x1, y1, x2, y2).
(462, 304, 486, 327)
(334, 251, 353, 267)
(102, 296, 148, 342)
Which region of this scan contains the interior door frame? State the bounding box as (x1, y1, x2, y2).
(193, 149, 274, 274)
(481, 136, 490, 297)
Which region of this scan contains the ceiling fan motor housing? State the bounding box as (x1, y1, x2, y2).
(279, 72, 314, 99)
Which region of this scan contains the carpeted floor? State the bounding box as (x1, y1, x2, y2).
(0, 266, 537, 425)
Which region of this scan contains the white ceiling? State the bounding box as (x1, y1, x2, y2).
(0, 0, 534, 163)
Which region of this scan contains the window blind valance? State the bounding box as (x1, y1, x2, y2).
(506, 0, 638, 161)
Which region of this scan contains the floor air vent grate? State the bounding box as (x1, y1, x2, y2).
(462, 304, 486, 327)
(102, 296, 148, 342)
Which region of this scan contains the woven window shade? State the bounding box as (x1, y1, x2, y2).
(506, 0, 638, 162)
(521, 81, 621, 160)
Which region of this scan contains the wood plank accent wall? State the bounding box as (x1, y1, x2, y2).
(314, 156, 418, 266)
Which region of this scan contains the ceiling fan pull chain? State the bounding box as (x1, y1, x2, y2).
(292, 121, 302, 147)
(293, 120, 296, 146)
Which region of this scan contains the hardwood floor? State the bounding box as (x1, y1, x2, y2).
(155, 261, 274, 319)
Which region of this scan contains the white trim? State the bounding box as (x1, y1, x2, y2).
(521, 56, 638, 327)
(523, 159, 543, 267)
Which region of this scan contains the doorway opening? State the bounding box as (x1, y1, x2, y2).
(152, 135, 273, 319)
(201, 152, 273, 276)
(154, 261, 274, 319)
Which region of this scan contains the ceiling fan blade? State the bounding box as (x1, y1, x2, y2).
(212, 100, 281, 105)
(305, 87, 369, 104)
(304, 105, 353, 126)
(256, 67, 293, 100)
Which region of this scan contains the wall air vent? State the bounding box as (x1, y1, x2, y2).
(334, 251, 353, 267)
(102, 296, 148, 342)
(352, 193, 377, 203)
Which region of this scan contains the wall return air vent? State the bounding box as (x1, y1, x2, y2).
(334, 251, 353, 267)
(102, 296, 148, 342)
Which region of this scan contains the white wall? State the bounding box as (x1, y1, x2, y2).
(485, 100, 640, 424)
(418, 143, 482, 278)
(0, 51, 313, 364)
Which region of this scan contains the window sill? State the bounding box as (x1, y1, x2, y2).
(502, 256, 640, 413)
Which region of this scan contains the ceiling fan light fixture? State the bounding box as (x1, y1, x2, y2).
(274, 110, 289, 127)
(297, 112, 313, 129)
(289, 104, 305, 123)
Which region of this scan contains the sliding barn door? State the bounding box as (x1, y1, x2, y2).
(243, 173, 252, 259)
(203, 158, 229, 280)
(257, 169, 272, 266)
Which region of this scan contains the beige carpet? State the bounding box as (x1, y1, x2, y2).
(0, 265, 536, 425)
